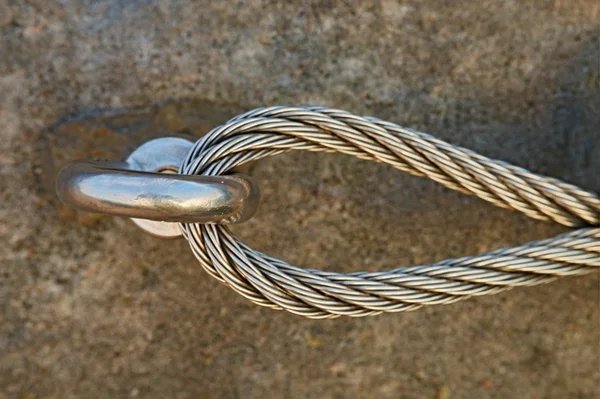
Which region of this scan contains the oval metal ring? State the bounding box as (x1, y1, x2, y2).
(55, 137, 260, 236)
(56, 160, 260, 223)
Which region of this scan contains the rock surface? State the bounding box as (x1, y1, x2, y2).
(1, 1, 599, 398)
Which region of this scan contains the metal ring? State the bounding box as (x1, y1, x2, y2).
(56, 160, 260, 224)
(56, 137, 261, 233)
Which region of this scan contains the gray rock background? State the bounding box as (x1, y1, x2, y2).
(1, 1, 599, 398)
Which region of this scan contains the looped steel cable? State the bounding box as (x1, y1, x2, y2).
(179, 106, 600, 318)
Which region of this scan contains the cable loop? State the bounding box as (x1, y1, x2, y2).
(179, 106, 600, 318)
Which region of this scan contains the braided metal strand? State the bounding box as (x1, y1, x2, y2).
(179, 106, 600, 318)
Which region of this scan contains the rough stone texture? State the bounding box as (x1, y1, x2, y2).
(1, 1, 599, 398)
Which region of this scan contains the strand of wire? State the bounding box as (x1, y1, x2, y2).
(178, 106, 600, 318)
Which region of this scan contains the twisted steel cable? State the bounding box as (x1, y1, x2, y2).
(179, 106, 600, 318)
